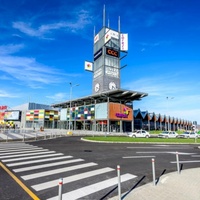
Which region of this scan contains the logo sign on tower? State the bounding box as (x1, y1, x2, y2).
(106, 48, 119, 58)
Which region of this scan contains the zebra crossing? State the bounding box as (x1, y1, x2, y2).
(0, 130, 64, 141)
(0, 142, 137, 199)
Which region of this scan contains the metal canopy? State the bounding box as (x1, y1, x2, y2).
(51, 89, 148, 108)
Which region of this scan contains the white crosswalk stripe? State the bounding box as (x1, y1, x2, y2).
(2, 152, 63, 162)
(0, 143, 137, 199)
(7, 155, 73, 166)
(0, 149, 50, 159)
(32, 167, 115, 191)
(0, 147, 44, 154)
(13, 158, 84, 172)
(47, 174, 137, 200)
(21, 162, 98, 180)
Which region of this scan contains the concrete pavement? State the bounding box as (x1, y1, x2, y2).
(109, 167, 200, 200)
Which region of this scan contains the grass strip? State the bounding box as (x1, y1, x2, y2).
(83, 136, 200, 144)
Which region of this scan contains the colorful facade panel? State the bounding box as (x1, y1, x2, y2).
(109, 103, 133, 121)
(26, 110, 58, 121)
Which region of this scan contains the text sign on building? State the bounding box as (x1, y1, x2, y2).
(105, 29, 119, 44)
(105, 66, 119, 78)
(106, 48, 119, 58)
(120, 33, 128, 51)
(84, 61, 93, 72)
(94, 67, 103, 79)
(94, 33, 99, 44)
(94, 48, 102, 61)
(0, 106, 7, 110)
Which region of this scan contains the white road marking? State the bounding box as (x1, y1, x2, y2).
(2, 152, 62, 162)
(0, 147, 44, 154)
(6, 155, 73, 167)
(32, 167, 115, 191)
(0, 149, 50, 158)
(123, 156, 156, 159)
(170, 160, 200, 163)
(46, 174, 137, 200)
(136, 151, 196, 155)
(21, 162, 98, 180)
(13, 158, 84, 172)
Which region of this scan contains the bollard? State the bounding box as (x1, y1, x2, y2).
(58, 178, 63, 200)
(6, 133, 8, 142)
(176, 152, 180, 174)
(35, 132, 37, 141)
(23, 133, 25, 142)
(117, 165, 121, 200)
(44, 132, 47, 140)
(152, 158, 156, 186)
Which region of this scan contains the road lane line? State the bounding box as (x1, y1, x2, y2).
(136, 151, 196, 155)
(32, 167, 115, 191)
(123, 156, 156, 159)
(170, 160, 200, 163)
(46, 173, 137, 200)
(0, 162, 40, 200)
(21, 162, 98, 180)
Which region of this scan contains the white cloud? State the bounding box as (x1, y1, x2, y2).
(126, 76, 200, 123)
(12, 9, 92, 38)
(46, 93, 67, 103)
(0, 90, 18, 98)
(0, 43, 83, 90)
(0, 44, 24, 55)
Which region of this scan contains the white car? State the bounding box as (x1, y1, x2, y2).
(158, 131, 178, 138)
(178, 131, 199, 139)
(128, 130, 150, 138)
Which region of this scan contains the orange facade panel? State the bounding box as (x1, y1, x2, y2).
(109, 103, 133, 121)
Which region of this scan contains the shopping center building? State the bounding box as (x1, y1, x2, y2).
(0, 12, 196, 132)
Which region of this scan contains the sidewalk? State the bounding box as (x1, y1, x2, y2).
(109, 167, 200, 200)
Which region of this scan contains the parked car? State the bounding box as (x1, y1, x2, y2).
(177, 131, 199, 139)
(128, 130, 150, 138)
(158, 131, 178, 138)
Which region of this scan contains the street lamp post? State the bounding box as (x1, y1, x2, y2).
(166, 96, 174, 131)
(68, 82, 79, 134)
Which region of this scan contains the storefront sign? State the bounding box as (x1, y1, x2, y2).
(115, 107, 130, 118)
(120, 33, 128, 51)
(106, 48, 119, 58)
(0, 106, 7, 110)
(115, 113, 128, 118)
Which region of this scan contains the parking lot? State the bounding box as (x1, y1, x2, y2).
(0, 136, 200, 199)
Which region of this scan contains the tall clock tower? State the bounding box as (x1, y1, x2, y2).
(93, 26, 123, 94)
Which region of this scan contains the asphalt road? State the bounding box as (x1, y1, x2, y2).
(0, 136, 200, 200)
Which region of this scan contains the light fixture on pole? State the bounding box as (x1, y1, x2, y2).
(166, 96, 174, 131)
(68, 82, 79, 134)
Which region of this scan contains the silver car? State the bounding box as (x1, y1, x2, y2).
(158, 131, 178, 138)
(178, 131, 198, 139)
(128, 130, 150, 138)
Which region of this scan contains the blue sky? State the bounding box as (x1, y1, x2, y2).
(0, 0, 200, 124)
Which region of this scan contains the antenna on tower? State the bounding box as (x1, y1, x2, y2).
(118, 16, 121, 32)
(93, 26, 95, 38)
(103, 4, 106, 27)
(108, 17, 110, 28)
